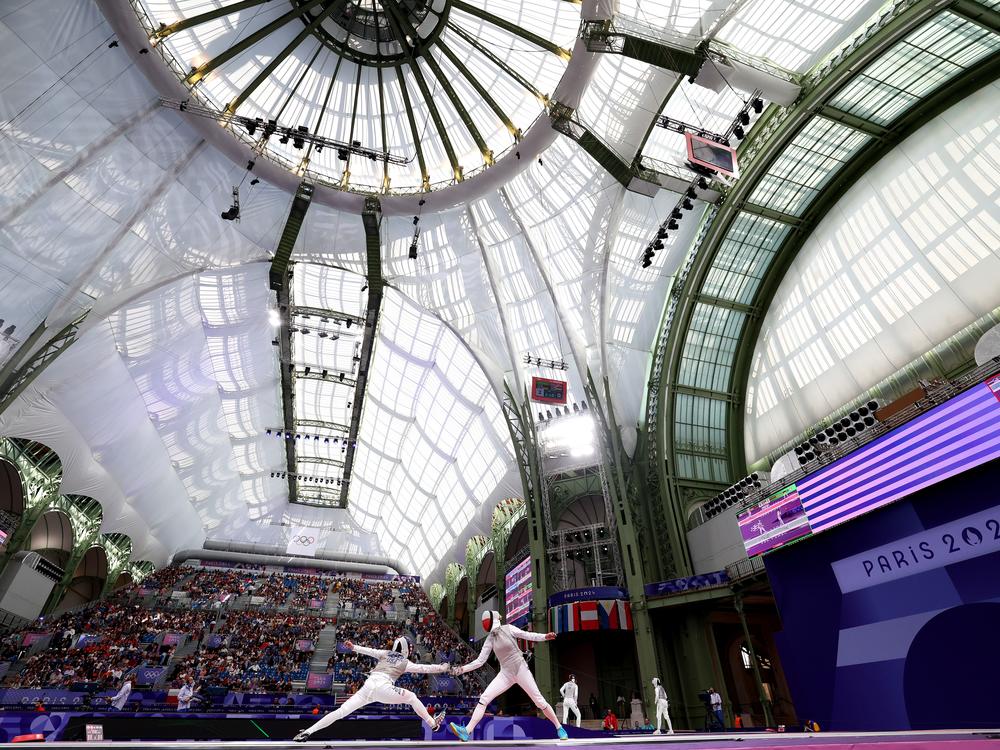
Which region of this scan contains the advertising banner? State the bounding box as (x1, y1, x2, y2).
(644, 571, 730, 598)
(547, 586, 628, 607)
(295, 639, 315, 652)
(161, 633, 184, 647)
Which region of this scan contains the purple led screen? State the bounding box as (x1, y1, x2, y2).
(797, 379, 1000, 535)
(738, 484, 812, 556)
(504, 557, 532, 623)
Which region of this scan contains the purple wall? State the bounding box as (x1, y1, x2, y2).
(765, 458, 1000, 730)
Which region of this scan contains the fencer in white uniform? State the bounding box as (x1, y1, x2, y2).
(652, 677, 673, 734)
(449, 610, 567, 741)
(559, 674, 582, 727)
(294, 636, 448, 742)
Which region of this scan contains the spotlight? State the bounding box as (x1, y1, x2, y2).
(682, 198, 693, 210)
(641, 256, 652, 268)
(337, 148, 349, 160)
(293, 125, 308, 149)
(738, 111, 750, 126)
(408, 241, 418, 259)
(671, 209, 683, 220)
(751, 98, 764, 113)
(697, 176, 709, 190)
(657, 227, 668, 239)
(733, 125, 745, 140)
(685, 187, 697, 199)
(667, 220, 679, 230)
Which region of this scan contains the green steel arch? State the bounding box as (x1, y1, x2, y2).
(429, 582, 446, 613)
(444, 561, 467, 625)
(463, 534, 491, 607)
(645, 0, 1000, 582)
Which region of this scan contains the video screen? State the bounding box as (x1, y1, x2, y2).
(738, 484, 812, 556)
(686, 133, 738, 176)
(504, 557, 532, 623)
(531, 377, 567, 404)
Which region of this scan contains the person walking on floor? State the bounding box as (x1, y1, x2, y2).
(652, 677, 673, 734)
(559, 674, 581, 728)
(709, 686, 725, 730)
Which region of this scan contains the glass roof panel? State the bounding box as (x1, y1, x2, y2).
(677, 302, 746, 392)
(828, 12, 1000, 126)
(748, 117, 871, 216)
(717, 0, 885, 73)
(702, 212, 791, 306)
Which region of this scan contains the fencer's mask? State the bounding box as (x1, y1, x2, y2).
(482, 610, 501, 633)
(652, 677, 661, 687)
(570, 675, 576, 682)
(392, 636, 411, 659)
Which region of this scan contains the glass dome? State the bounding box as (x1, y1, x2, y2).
(136, 0, 579, 193)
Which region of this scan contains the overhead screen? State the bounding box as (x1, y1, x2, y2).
(740, 375, 1000, 557)
(504, 557, 532, 624)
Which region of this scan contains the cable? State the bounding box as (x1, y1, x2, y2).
(1, 32, 116, 131)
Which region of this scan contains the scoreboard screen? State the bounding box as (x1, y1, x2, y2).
(504, 556, 532, 623)
(531, 376, 567, 404)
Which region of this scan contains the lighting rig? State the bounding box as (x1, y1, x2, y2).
(265, 429, 355, 447)
(522, 354, 568, 370)
(703, 472, 765, 520)
(639, 94, 764, 268)
(792, 401, 879, 464)
(270, 471, 346, 487)
(546, 523, 617, 587)
(536, 400, 589, 423)
(159, 98, 410, 165)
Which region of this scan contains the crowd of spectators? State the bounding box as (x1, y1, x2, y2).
(254, 574, 330, 610)
(172, 612, 321, 692)
(0, 564, 474, 704)
(9, 602, 216, 690)
(332, 578, 394, 614)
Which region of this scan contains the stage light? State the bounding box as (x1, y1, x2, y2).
(409, 241, 418, 259)
(732, 125, 745, 140)
(682, 199, 694, 210)
(752, 98, 764, 113)
(657, 227, 668, 239)
(738, 111, 750, 126)
(667, 220, 679, 230)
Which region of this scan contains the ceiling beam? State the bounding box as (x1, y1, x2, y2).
(436, 37, 519, 139)
(185, 0, 327, 84)
(339, 197, 384, 507)
(227, 1, 348, 113)
(394, 64, 430, 190)
(271, 181, 315, 504)
(451, 0, 571, 59)
(381, 0, 463, 181)
(448, 24, 547, 103)
(151, 0, 273, 41)
(295, 419, 351, 433)
(422, 50, 493, 164)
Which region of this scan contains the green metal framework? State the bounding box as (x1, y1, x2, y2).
(647, 0, 1000, 574)
(443, 561, 466, 624)
(0, 438, 149, 610)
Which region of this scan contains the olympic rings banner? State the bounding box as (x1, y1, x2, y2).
(285, 527, 325, 557)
